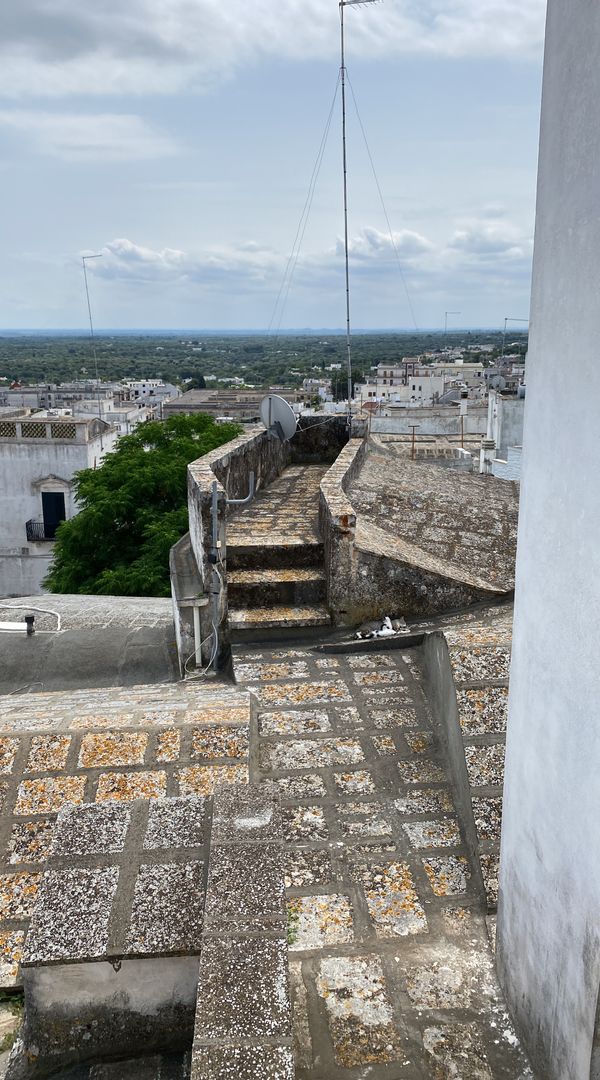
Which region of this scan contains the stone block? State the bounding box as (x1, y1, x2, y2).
(193, 936, 291, 1043)
(203, 842, 285, 934)
(210, 784, 282, 843)
(144, 796, 205, 850)
(190, 1045, 294, 1080)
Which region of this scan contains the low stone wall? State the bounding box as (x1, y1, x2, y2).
(370, 405, 488, 437)
(319, 438, 368, 623)
(421, 632, 487, 902)
(178, 428, 291, 668)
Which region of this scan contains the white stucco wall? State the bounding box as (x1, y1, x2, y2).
(370, 405, 487, 437)
(497, 3, 600, 1077)
(487, 391, 525, 459)
(0, 428, 117, 597)
(491, 446, 522, 483)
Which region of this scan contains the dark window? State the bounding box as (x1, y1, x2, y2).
(42, 492, 66, 540)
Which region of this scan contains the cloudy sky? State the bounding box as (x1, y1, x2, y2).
(0, 0, 547, 331)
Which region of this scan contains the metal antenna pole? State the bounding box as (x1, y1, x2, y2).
(502, 316, 528, 358)
(444, 310, 461, 352)
(340, 0, 352, 429)
(339, 0, 380, 430)
(82, 254, 103, 420)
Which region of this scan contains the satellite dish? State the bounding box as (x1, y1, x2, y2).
(489, 375, 506, 391)
(260, 394, 298, 442)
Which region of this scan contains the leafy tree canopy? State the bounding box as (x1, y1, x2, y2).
(44, 414, 240, 597)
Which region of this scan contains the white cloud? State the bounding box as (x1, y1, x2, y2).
(85, 215, 533, 303)
(91, 237, 281, 286)
(0, 0, 547, 98)
(340, 226, 434, 261)
(448, 217, 533, 260)
(0, 110, 178, 160)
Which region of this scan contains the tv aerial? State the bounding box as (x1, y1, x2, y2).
(260, 394, 298, 442)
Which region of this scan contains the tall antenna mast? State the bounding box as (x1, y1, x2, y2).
(82, 254, 103, 420)
(339, 0, 380, 428)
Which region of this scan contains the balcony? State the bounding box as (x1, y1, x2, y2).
(26, 519, 55, 542)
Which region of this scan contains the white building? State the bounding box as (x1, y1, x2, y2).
(479, 388, 526, 480)
(120, 380, 180, 414)
(302, 378, 333, 402)
(429, 361, 486, 388)
(73, 398, 151, 435)
(354, 361, 446, 408)
(0, 413, 117, 597)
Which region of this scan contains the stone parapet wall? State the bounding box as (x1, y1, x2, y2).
(179, 428, 291, 668)
(319, 438, 367, 623)
(320, 437, 502, 625)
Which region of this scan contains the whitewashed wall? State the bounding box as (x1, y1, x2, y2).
(497, 3, 600, 1077)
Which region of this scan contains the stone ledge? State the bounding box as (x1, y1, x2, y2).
(192, 785, 292, 1080)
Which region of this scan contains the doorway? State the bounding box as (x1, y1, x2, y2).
(42, 491, 66, 539)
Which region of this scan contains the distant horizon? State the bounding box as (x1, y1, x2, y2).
(0, 327, 528, 337)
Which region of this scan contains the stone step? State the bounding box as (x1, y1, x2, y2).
(227, 539, 324, 571)
(227, 567, 326, 608)
(228, 603, 331, 640)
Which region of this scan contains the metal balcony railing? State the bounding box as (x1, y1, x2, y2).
(26, 519, 55, 542)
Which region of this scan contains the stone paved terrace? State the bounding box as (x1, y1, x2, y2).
(348, 450, 519, 592)
(227, 465, 327, 553)
(232, 634, 530, 1078)
(0, 680, 251, 986)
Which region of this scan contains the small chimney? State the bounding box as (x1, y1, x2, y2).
(480, 438, 496, 475)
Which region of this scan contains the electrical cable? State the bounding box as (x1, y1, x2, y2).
(346, 71, 420, 332)
(268, 75, 341, 337)
(183, 621, 218, 678)
(0, 603, 63, 633)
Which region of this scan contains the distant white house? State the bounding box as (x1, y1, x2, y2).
(0, 412, 117, 597)
(353, 361, 446, 408)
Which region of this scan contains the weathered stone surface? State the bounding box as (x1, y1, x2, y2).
(210, 784, 282, 843)
(24, 867, 119, 964)
(190, 1045, 294, 1080)
(194, 936, 291, 1042)
(126, 862, 204, 955)
(204, 843, 285, 932)
(144, 797, 206, 850)
(232, 636, 530, 1077)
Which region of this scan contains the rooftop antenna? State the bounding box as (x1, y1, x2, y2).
(444, 311, 461, 351)
(340, 0, 381, 430)
(501, 316, 529, 357)
(82, 254, 103, 421)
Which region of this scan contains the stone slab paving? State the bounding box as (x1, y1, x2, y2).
(227, 465, 327, 550)
(0, 681, 251, 987)
(233, 637, 531, 1079)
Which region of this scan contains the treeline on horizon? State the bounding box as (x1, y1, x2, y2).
(0, 331, 528, 391)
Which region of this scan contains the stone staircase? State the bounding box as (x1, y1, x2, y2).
(226, 465, 331, 639)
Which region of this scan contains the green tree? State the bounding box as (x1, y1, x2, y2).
(44, 414, 240, 597)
